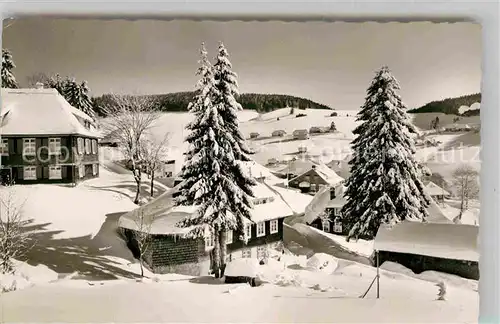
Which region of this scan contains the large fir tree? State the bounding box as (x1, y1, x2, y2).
(212, 42, 253, 161)
(2, 49, 18, 89)
(341, 66, 430, 241)
(175, 43, 255, 277)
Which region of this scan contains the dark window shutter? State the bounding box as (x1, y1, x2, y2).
(36, 166, 42, 179)
(17, 167, 23, 180)
(16, 139, 23, 154)
(36, 138, 42, 155)
(61, 166, 68, 179)
(8, 139, 15, 154)
(43, 166, 49, 179)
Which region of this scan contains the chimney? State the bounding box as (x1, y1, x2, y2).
(311, 165, 316, 169)
(35, 82, 44, 89)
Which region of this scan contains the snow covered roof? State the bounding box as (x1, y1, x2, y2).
(276, 159, 317, 176)
(374, 221, 478, 262)
(313, 164, 344, 186)
(303, 185, 331, 224)
(425, 181, 450, 197)
(240, 161, 282, 184)
(119, 181, 295, 235)
(1, 88, 100, 138)
(425, 198, 454, 224)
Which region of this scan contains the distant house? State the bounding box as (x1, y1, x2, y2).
(304, 183, 454, 236)
(424, 181, 450, 203)
(275, 158, 318, 179)
(287, 164, 344, 194)
(249, 132, 260, 139)
(326, 154, 352, 179)
(267, 158, 279, 166)
(271, 130, 286, 137)
(99, 130, 121, 147)
(118, 180, 294, 276)
(157, 160, 176, 178)
(292, 129, 309, 140)
(309, 126, 322, 134)
(0, 88, 101, 185)
(444, 124, 472, 132)
(298, 145, 307, 154)
(374, 221, 479, 280)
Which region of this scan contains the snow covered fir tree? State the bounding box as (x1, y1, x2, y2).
(2, 49, 18, 89)
(175, 42, 255, 278)
(62, 77, 96, 121)
(341, 66, 431, 241)
(212, 42, 254, 162)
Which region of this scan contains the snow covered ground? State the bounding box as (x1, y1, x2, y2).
(1, 250, 478, 323)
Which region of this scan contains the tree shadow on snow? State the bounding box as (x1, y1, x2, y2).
(87, 183, 167, 200)
(189, 276, 226, 285)
(21, 212, 141, 281)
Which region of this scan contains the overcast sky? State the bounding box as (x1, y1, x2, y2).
(2, 18, 481, 110)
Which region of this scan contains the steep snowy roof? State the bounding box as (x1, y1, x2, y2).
(425, 181, 450, 197)
(276, 159, 317, 176)
(374, 221, 478, 262)
(303, 183, 450, 224)
(118, 181, 294, 235)
(314, 164, 344, 186)
(1, 88, 100, 138)
(240, 161, 282, 184)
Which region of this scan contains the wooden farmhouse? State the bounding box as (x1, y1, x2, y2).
(304, 183, 455, 236)
(271, 129, 286, 137)
(374, 221, 479, 280)
(424, 181, 451, 203)
(0, 88, 101, 185)
(287, 164, 344, 194)
(118, 179, 294, 276)
(292, 129, 309, 140)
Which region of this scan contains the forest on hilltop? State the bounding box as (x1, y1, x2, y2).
(408, 93, 481, 116)
(93, 91, 333, 116)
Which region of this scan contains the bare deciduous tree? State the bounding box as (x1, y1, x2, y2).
(133, 210, 153, 278)
(100, 94, 160, 204)
(452, 164, 480, 217)
(0, 186, 34, 274)
(140, 132, 171, 198)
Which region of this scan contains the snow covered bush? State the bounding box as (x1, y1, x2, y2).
(0, 186, 34, 274)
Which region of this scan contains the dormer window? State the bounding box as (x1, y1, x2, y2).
(330, 187, 336, 200)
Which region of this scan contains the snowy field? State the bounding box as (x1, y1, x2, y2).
(1, 250, 478, 323)
(112, 109, 480, 184)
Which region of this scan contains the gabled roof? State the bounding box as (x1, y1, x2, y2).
(119, 180, 295, 235)
(425, 181, 451, 197)
(289, 163, 344, 187)
(1, 88, 100, 138)
(276, 159, 317, 176)
(374, 221, 478, 262)
(304, 183, 452, 225)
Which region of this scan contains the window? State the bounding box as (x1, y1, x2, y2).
(256, 222, 265, 237)
(311, 183, 318, 193)
(270, 219, 278, 234)
(242, 248, 251, 258)
(92, 164, 98, 176)
(205, 231, 215, 249)
(79, 164, 85, 178)
(330, 188, 336, 200)
(92, 139, 97, 154)
(244, 224, 252, 239)
(77, 138, 84, 155)
(0, 138, 8, 155)
(305, 175, 310, 182)
(48, 138, 61, 155)
(322, 219, 330, 232)
(23, 138, 36, 156)
(226, 230, 233, 244)
(333, 218, 343, 233)
(165, 171, 173, 177)
(49, 165, 62, 180)
(23, 166, 37, 180)
(85, 139, 91, 154)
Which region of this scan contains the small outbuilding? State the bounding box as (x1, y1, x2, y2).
(271, 130, 286, 137)
(374, 221, 479, 280)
